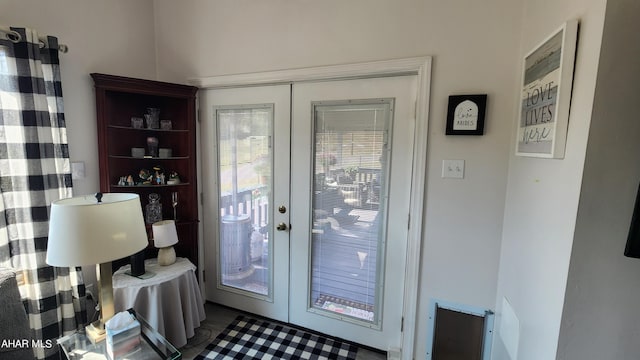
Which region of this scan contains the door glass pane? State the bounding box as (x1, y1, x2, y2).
(216, 106, 272, 298)
(310, 100, 392, 325)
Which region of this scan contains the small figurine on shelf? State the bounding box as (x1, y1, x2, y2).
(138, 169, 152, 185)
(126, 175, 134, 186)
(152, 165, 165, 185)
(118, 176, 126, 186)
(167, 171, 181, 185)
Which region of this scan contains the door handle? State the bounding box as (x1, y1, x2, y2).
(276, 222, 288, 231)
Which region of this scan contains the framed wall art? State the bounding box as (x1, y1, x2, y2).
(516, 19, 579, 158)
(446, 94, 487, 135)
(625, 182, 640, 258)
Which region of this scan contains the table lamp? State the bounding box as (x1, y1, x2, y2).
(153, 220, 178, 266)
(46, 193, 148, 342)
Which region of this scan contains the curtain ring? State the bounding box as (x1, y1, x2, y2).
(5, 30, 21, 43)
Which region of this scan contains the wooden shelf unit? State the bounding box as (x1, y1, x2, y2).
(92, 73, 199, 268)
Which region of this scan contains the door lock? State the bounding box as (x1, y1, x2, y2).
(276, 222, 288, 231)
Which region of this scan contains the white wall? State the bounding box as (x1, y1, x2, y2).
(493, 0, 607, 359)
(556, 1, 640, 359)
(153, 0, 521, 358)
(2, 0, 157, 289)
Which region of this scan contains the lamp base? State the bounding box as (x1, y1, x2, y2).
(125, 270, 156, 279)
(93, 262, 115, 344)
(157, 246, 176, 266)
(130, 250, 146, 277)
(85, 320, 106, 343)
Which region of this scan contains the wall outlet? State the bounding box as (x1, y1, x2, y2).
(442, 159, 465, 179)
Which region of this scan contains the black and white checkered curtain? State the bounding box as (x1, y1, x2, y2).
(0, 27, 86, 359)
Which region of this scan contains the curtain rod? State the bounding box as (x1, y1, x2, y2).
(0, 26, 68, 53)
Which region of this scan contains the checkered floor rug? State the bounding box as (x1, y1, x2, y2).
(195, 315, 358, 360)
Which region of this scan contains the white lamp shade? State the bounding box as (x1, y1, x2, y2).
(152, 220, 179, 248)
(46, 193, 148, 266)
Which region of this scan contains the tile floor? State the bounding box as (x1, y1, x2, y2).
(180, 302, 387, 360)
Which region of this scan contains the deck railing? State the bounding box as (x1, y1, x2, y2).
(220, 186, 269, 229)
(219, 167, 379, 227)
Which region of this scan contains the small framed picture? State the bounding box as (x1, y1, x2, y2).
(446, 94, 487, 135)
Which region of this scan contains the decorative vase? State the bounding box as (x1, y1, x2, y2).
(147, 137, 159, 158)
(145, 108, 160, 129)
(145, 193, 162, 224)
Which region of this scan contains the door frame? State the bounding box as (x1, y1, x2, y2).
(192, 57, 431, 360)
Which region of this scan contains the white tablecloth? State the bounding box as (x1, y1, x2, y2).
(113, 257, 206, 348)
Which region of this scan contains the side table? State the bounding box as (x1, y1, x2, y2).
(57, 308, 180, 359)
(112, 258, 205, 348)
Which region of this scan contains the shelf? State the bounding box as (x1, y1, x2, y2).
(109, 155, 190, 160)
(111, 183, 191, 188)
(108, 124, 189, 133)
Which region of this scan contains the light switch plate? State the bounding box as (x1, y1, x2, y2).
(442, 160, 464, 179)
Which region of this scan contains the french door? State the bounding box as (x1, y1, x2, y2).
(201, 84, 291, 321)
(202, 75, 417, 351)
(290, 76, 416, 348)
